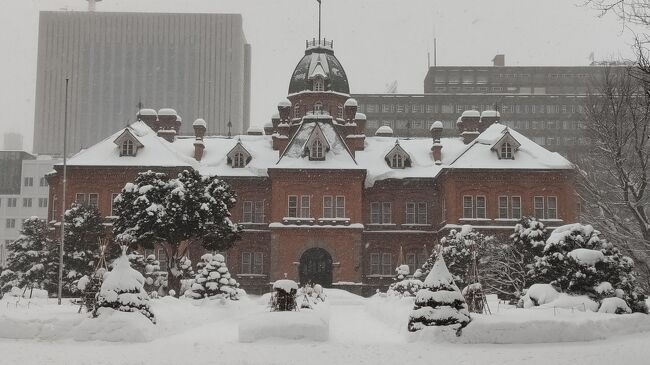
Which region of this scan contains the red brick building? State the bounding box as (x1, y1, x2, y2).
(47, 39, 576, 295)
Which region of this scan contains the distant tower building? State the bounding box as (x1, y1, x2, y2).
(86, 0, 102, 12)
(3, 133, 24, 151)
(33, 11, 251, 154)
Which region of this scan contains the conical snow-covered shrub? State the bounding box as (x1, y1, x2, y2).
(186, 253, 240, 300)
(93, 252, 155, 323)
(408, 253, 471, 335)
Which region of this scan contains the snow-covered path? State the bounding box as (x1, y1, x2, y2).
(0, 291, 649, 365)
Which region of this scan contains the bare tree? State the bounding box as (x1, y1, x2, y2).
(586, 0, 650, 27)
(577, 65, 650, 287)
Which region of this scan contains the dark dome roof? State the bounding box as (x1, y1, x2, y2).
(288, 42, 350, 95)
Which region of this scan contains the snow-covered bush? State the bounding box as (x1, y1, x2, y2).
(531, 223, 647, 313)
(519, 283, 560, 308)
(93, 252, 155, 323)
(186, 253, 240, 300)
(271, 279, 298, 311)
(112, 169, 241, 295)
(598, 297, 632, 314)
(0, 217, 51, 297)
(142, 254, 166, 296)
(387, 279, 424, 297)
(408, 254, 471, 335)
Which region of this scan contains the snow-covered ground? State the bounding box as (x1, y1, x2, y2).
(0, 290, 649, 365)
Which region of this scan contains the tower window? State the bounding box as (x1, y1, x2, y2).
(314, 102, 323, 112)
(233, 152, 246, 168)
(314, 78, 324, 91)
(311, 140, 324, 160)
(390, 154, 404, 168)
(501, 142, 513, 159)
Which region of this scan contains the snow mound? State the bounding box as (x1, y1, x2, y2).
(238, 310, 329, 342)
(273, 279, 298, 292)
(568, 248, 604, 266)
(521, 284, 559, 308)
(599, 297, 632, 314)
(366, 295, 414, 332)
(74, 308, 156, 342)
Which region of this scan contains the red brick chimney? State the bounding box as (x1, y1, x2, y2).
(430, 121, 443, 164)
(137, 109, 158, 130)
(457, 110, 481, 144)
(193, 118, 207, 161)
(479, 110, 501, 132)
(157, 108, 181, 142)
(344, 98, 358, 122)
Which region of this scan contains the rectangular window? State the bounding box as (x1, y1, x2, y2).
(370, 253, 380, 275)
(370, 202, 381, 224)
(242, 252, 252, 274)
(24, 177, 33, 187)
(23, 198, 32, 208)
(534, 196, 545, 219)
(157, 249, 168, 271)
(7, 198, 16, 208)
(39, 177, 48, 187)
(511, 196, 522, 219)
(323, 196, 334, 219)
(38, 198, 48, 208)
(406, 253, 417, 276)
(335, 196, 345, 218)
(243, 201, 253, 222)
(6, 219, 15, 229)
(498, 196, 509, 219)
(405, 202, 416, 224)
(88, 193, 99, 208)
(254, 201, 265, 223)
(463, 196, 473, 218)
(382, 202, 392, 223)
(475, 196, 486, 219)
(417, 202, 427, 224)
(75, 193, 85, 204)
(300, 195, 311, 218)
(111, 193, 120, 216)
(253, 252, 264, 274)
(288, 195, 298, 217)
(381, 253, 392, 275)
(547, 196, 558, 219)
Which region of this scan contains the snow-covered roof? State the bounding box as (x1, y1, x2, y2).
(461, 110, 480, 118)
(57, 118, 573, 185)
(430, 121, 443, 130)
(278, 99, 292, 108)
(137, 108, 157, 116)
(481, 110, 500, 118)
(344, 98, 358, 107)
(193, 119, 207, 128)
(355, 112, 366, 120)
(376, 126, 394, 136)
(158, 108, 177, 116)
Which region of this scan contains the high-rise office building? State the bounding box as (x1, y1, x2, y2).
(2, 133, 24, 151)
(33, 11, 251, 154)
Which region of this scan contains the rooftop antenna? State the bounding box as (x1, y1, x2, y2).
(434, 38, 437, 67)
(86, 0, 102, 12)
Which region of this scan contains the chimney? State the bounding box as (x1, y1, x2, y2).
(263, 122, 274, 135)
(458, 110, 481, 144)
(247, 126, 264, 136)
(344, 98, 358, 122)
(375, 126, 394, 137)
(137, 109, 158, 131)
(430, 121, 443, 164)
(479, 110, 501, 132)
(157, 108, 180, 142)
(192, 119, 207, 161)
(492, 54, 505, 67)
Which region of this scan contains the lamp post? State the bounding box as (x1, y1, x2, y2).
(58, 78, 69, 305)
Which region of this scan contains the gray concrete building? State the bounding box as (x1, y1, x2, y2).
(353, 56, 615, 158)
(2, 133, 24, 151)
(33, 11, 251, 155)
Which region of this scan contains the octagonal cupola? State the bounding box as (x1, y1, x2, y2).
(288, 39, 350, 95)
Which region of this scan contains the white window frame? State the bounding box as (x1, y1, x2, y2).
(534, 196, 545, 219)
(370, 253, 380, 275)
(417, 202, 427, 224)
(243, 201, 253, 223)
(242, 252, 252, 274)
(501, 142, 513, 159)
(475, 195, 487, 219)
(38, 198, 48, 208)
(23, 198, 32, 208)
(233, 152, 246, 168)
(88, 193, 99, 208)
(313, 78, 324, 92)
(498, 196, 509, 219)
(300, 195, 311, 218)
(254, 201, 265, 223)
(24, 177, 33, 187)
(382, 202, 392, 223)
(288, 195, 298, 218)
(511, 196, 522, 219)
(335, 196, 345, 218)
(6, 219, 16, 229)
(547, 196, 558, 219)
(39, 177, 48, 187)
(463, 195, 474, 218)
(323, 196, 334, 219)
(370, 202, 381, 224)
(381, 253, 392, 275)
(121, 140, 134, 156)
(7, 198, 16, 208)
(311, 139, 324, 159)
(405, 202, 416, 224)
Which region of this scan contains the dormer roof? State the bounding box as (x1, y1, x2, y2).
(385, 140, 412, 169)
(226, 139, 252, 168)
(113, 128, 144, 150)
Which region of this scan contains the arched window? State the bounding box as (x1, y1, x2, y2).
(121, 140, 134, 156)
(294, 105, 300, 118)
(311, 140, 324, 159)
(337, 105, 343, 119)
(314, 78, 324, 91)
(314, 102, 323, 113)
(233, 152, 245, 168)
(391, 153, 403, 168)
(501, 142, 513, 159)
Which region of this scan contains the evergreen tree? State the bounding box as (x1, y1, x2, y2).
(48, 203, 104, 295)
(93, 252, 155, 323)
(408, 253, 471, 334)
(142, 254, 166, 296)
(531, 223, 647, 312)
(387, 264, 424, 297)
(113, 169, 241, 295)
(0, 217, 51, 295)
(187, 253, 240, 300)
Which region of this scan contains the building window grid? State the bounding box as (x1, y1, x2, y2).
(23, 198, 32, 208)
(300, 195, 311, 218)
(475, 196, 486, 219)
(547, 196, 558, 219)
(38, 198, 48, 208)
(24, 177, 33, 187)
(534, 196, 545, 219)
(323, 196, 334, 219)
(498, 196, 509, 219)
(463, 196, 473, 218)
(287, 195, 298, 218)
(335, 196, 345, 218)
(511, 196, 522, 219)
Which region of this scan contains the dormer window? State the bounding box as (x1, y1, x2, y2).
(492, 128, 521, 160)
(311, 140, 324, 159)
(385, 141, 411, 169)
(294, 105, 301, 118)
(114, 128, 143, 157)
(121, 140, 134, 156)
(304, 123, 330, 161)
(501, 142, 513, 159)
(227, 140, 252, 168)
(314, 101, 323, 112)
(314, 77, 324, 91)
(337, 105, 343, 119)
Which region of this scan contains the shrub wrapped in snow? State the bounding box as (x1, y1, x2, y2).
(519, 284, 560, 308)
(387, 279, 424, 297)
(93, 253, 155, 323)
(142, 254, 166, 296)
(271, 279, 298, 312)
(408, 254, 471, 335)
(186, 253, 240, 300)
(598, 297, 632, 314)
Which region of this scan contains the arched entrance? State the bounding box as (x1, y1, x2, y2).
(299, 247, 333, 287)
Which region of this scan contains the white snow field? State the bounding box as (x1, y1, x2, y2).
(0, 290, 649, 365)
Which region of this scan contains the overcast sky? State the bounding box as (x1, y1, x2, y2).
(0, 0, 641, 153)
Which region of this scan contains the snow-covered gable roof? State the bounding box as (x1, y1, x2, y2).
(384, 140, 411, 168)
(275, 117, 359, 170)
(448, 123, 573, 170)
(309, 62, 328, 79)
(226, 140, 252, 167)
(113, 128, 144, 150)
(62, 121, 194, 168)
(303, 123, 331, 154)
(490, 130, 521, 153)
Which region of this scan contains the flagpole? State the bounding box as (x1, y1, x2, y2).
(58, 78, 69, 305)
(318, 0, 321, 41)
